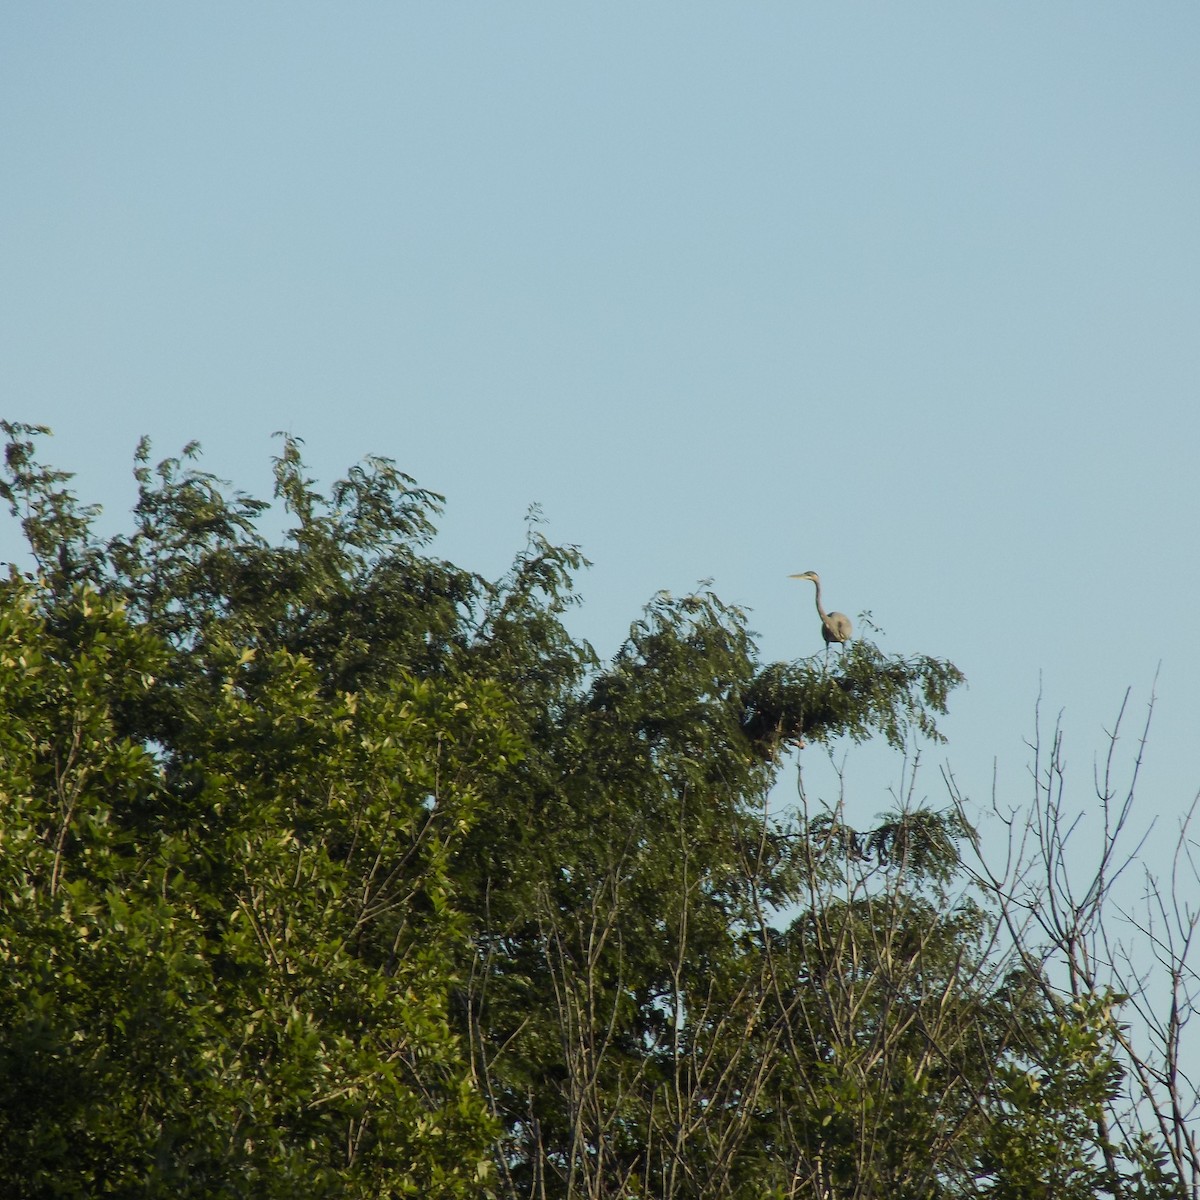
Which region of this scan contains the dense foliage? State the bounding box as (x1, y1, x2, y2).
(0, 424, 1183, 1198)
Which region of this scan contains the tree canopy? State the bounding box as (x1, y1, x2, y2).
(0, 423, 1189, 1198)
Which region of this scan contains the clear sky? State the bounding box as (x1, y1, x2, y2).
(3, 5, 1198, 857)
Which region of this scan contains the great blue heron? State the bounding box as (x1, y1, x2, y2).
(789, 571, 852, 656)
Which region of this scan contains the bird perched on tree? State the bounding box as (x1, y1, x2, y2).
(789, 571, 852, 655)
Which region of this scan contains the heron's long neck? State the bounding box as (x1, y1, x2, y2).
(811, 579, 828, 622)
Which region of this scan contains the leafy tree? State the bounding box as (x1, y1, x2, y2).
(0, 426, 513, 1197)
(0, 423, 1183, 1198)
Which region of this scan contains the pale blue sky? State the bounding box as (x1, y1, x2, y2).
(3, 5, 1199, 851)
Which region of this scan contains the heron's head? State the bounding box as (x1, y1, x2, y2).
(788, 571, 819, 583)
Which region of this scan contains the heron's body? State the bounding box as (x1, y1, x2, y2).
(789, 571, 852, 650)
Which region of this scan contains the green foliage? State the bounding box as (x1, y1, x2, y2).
(740, 641, 964, 756)
(0, 429, 509, 1197)
(978, 993, 1128, 1200)
(0, 574, 507, 1196)
(0, 424, 1165, 1199)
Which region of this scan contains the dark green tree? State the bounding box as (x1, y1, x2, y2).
(0, 423, 1178, 1199)
(0, 426, 514, 1197)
